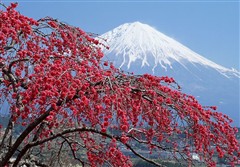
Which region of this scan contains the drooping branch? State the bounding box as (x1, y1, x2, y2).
(60, 135, 86, 167)
(124, 143, 166, 167)
(12, 127, 165, 167)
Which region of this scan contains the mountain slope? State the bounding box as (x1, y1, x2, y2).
(100, 22, 239, 78)
(98, 22, 240, 127)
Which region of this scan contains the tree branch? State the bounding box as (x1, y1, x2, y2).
(13, 127, 165, 167)
(60, 136, 86, 167)
(8, 58, 30, 72)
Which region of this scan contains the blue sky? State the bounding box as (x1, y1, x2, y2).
(1, 0, 239, 69)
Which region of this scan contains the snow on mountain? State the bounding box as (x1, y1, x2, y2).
(98, 22, 240, 127)
(99, 22, 239, 78)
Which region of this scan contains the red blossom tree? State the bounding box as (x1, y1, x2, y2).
(0, 3, 239, 167)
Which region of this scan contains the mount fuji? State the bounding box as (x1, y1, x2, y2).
(98, 22, 240, 127)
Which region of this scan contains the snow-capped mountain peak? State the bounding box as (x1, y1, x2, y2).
(99, 22, 239, 78)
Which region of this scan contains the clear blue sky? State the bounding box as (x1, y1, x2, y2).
(1, 0, 239, 70)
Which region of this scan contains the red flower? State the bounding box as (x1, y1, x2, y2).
(103, 61, 108, 66)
